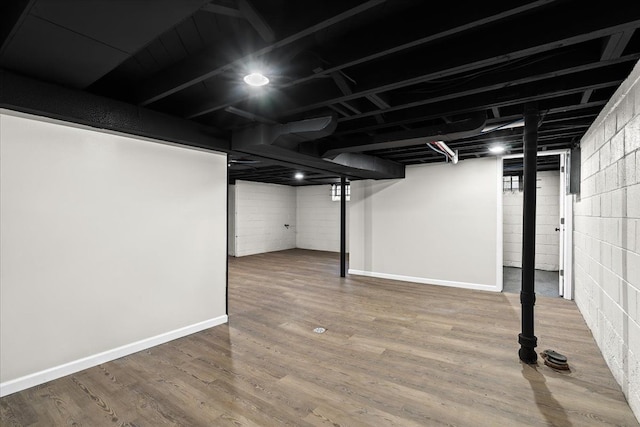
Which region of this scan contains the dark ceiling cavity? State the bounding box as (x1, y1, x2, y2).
(1, 0, 639, 185)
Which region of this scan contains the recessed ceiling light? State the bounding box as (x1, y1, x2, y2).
(243, 72, 269, 87)
(295, 172, 304, 180)
(489, 145, 505, 154)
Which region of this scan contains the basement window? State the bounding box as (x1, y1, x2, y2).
(331, 183, 350, 201)
(503, 175, 523, 192)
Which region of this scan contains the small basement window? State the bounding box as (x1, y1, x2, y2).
(331, 183, 350, 201)
(503, 175, 523, 192)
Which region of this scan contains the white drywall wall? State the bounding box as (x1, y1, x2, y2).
(228, 184, 236, 256)
(296, 185, 349, 252)
(233, 181, 296, 256)
(503, 170, 561, 270)
(349, 158, 500, 291)
(0, 110, 228, 394)
(574, 60, 640, 419)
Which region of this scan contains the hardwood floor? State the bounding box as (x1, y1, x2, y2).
(1, 249, 638, 426)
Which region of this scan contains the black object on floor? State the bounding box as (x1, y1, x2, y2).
(541, 349, 570, 370)
(542, 349, 568, 363)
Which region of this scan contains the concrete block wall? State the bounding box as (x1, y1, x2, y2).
(233, 181, 296, 257)
(296, 185, 349, 253)
(503, 170, 560, 270)
(574, 60, 640, 419)
(231, 181, 349, 256)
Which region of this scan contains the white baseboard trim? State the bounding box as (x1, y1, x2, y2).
(348, 269, 499, 292)
(0, 315, 228, 397)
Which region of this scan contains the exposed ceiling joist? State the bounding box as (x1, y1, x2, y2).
(366, 94, 390, 109)
(582, 28, 635, 103)
(2, 1, 638, 186)
(137, 0, 386, 106)
(327, 104, 352, 117)
(366, 94, 390, 124)
(339, 101, 361, 115)
(279, 18, 640, 118)
(330, 71, 353, 95)
(336, 54, 638, 124)
(201, 2, 243, 18)
(602, 29, 635, 60)
(184, 0, 560, 118)
(237, 0, 275, 43)
(335, 99, 609, 138)
(329, 71, 363, 114)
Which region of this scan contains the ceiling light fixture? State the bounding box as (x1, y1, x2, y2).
(295, 172, 304, 180)
(243, 72, 269, 87)
(489, 145, 506, 154)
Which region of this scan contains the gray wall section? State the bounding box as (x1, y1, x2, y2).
(349, 159, 500, 292)
(228, 184, 236, 256)
(574, 59, 640, 419)
(0, 110, 228, 386)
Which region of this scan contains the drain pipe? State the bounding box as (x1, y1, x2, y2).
(519, 102, 539, 364)
(428, 140, 459, 164)
(340, 176, 347, 277)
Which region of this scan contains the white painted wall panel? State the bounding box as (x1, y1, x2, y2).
(574, 60, 640, 419)
(228, 184, 236, 256)
(503, 170, 561, 270)
(296, 185, 349, 252)
(0, 110, 227, 390)
(234, 181, 296, 256)
(349, 159, 500, 291)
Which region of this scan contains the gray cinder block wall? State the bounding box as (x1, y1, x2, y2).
(574, 60, 640, 419)
(504, 170, 561, 271)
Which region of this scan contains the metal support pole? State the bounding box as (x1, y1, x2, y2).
(519, 102, 539, 364)
(340, 176, 347, 277)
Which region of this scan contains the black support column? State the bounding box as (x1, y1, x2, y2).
(340, 176, 347, 277)
(519, 102, 539, 364)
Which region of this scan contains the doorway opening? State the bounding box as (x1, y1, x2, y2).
(500, 150, 573, 299)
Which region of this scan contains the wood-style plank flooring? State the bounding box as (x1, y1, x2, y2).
(1, 249, 638, 426)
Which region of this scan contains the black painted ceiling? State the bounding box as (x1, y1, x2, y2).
(2, 0, 639, 185)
